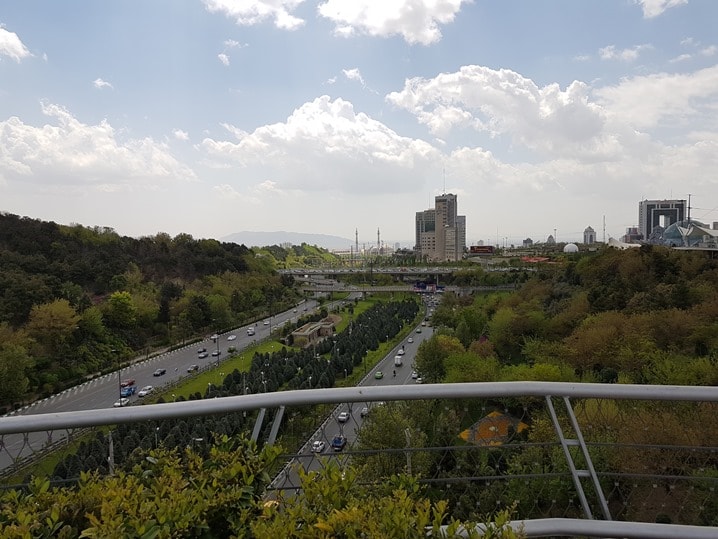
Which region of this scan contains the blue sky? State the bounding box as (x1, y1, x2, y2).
(1, 0, 717, 248)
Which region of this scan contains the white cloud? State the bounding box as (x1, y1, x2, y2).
(701, 45, 717, 57)
(595, 65, 718, 130)
(218, 53, 230, 66)
(599, 44, 652, 62)
(317, 0, 470, 45)
(173, 129, 189, 141)
(199, 95, 440, 194)
(386, 65, 613, 159)
(669, 53, 691, 63)
(634, 0, 688, 19)
(0, 27, 31, 62)
(0, 103, 196, 190)
(93, 78, 113, 89)
(203, 0, 305, 30)
(343, 68, 366, 86)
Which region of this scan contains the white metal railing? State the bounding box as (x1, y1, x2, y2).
(1, 382, 717, 539)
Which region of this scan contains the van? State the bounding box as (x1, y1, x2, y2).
(394, 355, 403, 367)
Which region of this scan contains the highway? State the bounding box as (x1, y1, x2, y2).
(0, 298, 321, 473)
(268, 321, 435, 495)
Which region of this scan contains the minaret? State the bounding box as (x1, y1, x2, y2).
(355, 229, 359, 254)
(377, 227, 380, 252)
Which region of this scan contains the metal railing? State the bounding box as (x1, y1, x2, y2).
(1, 382, 717, 538)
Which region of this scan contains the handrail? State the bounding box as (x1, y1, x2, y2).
(2, 381, 717, 434)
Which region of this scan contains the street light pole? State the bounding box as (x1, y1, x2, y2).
(111, 349, 121, 398)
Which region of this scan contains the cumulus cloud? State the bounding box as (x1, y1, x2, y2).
(635, 0, 688, 18)
(386, 65, 614, 159)
(93, 78, 113, 89)
(599, 44, 652, 62)
(0, 26, 31, 62)
(317, 0, 470, 45)
(203, 0, 305, 30)
(218, 53, 230, 66)
(0, 103, 196, 190)
(343, 68, 366, 86)
(199, 95, 440, 194)
(173, 129, 189, 141)
(595, 65, 718, 130)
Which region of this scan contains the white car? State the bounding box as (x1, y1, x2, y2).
(397, 348, 405, 355)
(407, 337, 414, 344)
(415, 377, 423, 384)
(411, 371, 418, 379)
(263, 320, 269, 325)
(113, 397, 130, 407)
(227, 334, 237, 341)
(311, 440, 326, 453)
(138, 385, 154, 397)
(337, 411, 350, 423)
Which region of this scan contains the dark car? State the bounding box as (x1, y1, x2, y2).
(211, 350, 220, 357)
(187, 364, 199, 372)
(331, 435, 347, 451)
(197, 348, 207, 354)
(153, 368, 166, 376)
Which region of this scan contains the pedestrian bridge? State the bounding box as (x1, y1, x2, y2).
(1, 382, 716, 538)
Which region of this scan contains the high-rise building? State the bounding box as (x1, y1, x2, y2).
(415, 193, 466, 261)
(638, 199, 686, 240)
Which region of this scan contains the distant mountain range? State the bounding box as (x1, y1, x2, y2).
(222, 231, 354, 250)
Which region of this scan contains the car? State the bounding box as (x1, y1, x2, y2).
(397, 348, 405, 356)
(187, 364, 199, 372)
(416, 328, 422, 333)
(113, 397, 130, 407)
(120, 385, 136, 397)
(407, 337, 414, 343)
(411, 371, 418, 379)
(210, 334, 219, 340)
(153, 368, 166, 376)
(198, 352, 208, 359)
(293, 308, 297, 313)
(416, 377, 423, 384)
(331, 435, 347, 452)
(337, 411, 350, 423)
(360, 406, 370, 418)
(374, 371, 383, 379)
(120, 378, 135, 388)
(263, 320, 269, 325)
(311, 440, 326, 453)
(211, 350, 220, 357)
(197, 348, 207, 354)
(227, 334, 237, 341)
(138, 385, 154, 397)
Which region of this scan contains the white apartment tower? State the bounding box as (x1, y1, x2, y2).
(415, 193, 466, 261)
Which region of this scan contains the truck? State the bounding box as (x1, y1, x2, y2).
(394, 355, 403, 367)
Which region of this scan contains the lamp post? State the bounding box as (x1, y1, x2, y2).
(111, 349, 121, 398)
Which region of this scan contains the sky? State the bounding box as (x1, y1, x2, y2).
(1, 0, 718, 248)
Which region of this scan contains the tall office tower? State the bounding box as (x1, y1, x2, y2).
(638, 199, 686, 240)
(416, 193, 466, 261)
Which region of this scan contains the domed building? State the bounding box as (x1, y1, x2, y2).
(563, 243, 579, 253)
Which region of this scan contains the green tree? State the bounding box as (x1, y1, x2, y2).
(103, 291, 137, 329)
(25, 299, 81, 359)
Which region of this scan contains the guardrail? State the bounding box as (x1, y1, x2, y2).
(1, 382, 716, 538)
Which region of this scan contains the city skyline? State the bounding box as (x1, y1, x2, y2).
(1, 1, 718, 246)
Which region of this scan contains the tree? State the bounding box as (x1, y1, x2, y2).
(0, 340, 33, 406)
(25, 299, 81, 359)
(103, 291, 137, 329)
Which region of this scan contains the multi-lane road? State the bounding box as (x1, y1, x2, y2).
(0, 299, 320, 472)
(268, 321, 434, 495)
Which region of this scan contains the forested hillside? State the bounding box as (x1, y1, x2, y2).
(420, 245, 718, 386)
(0, 213, 301, 407)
